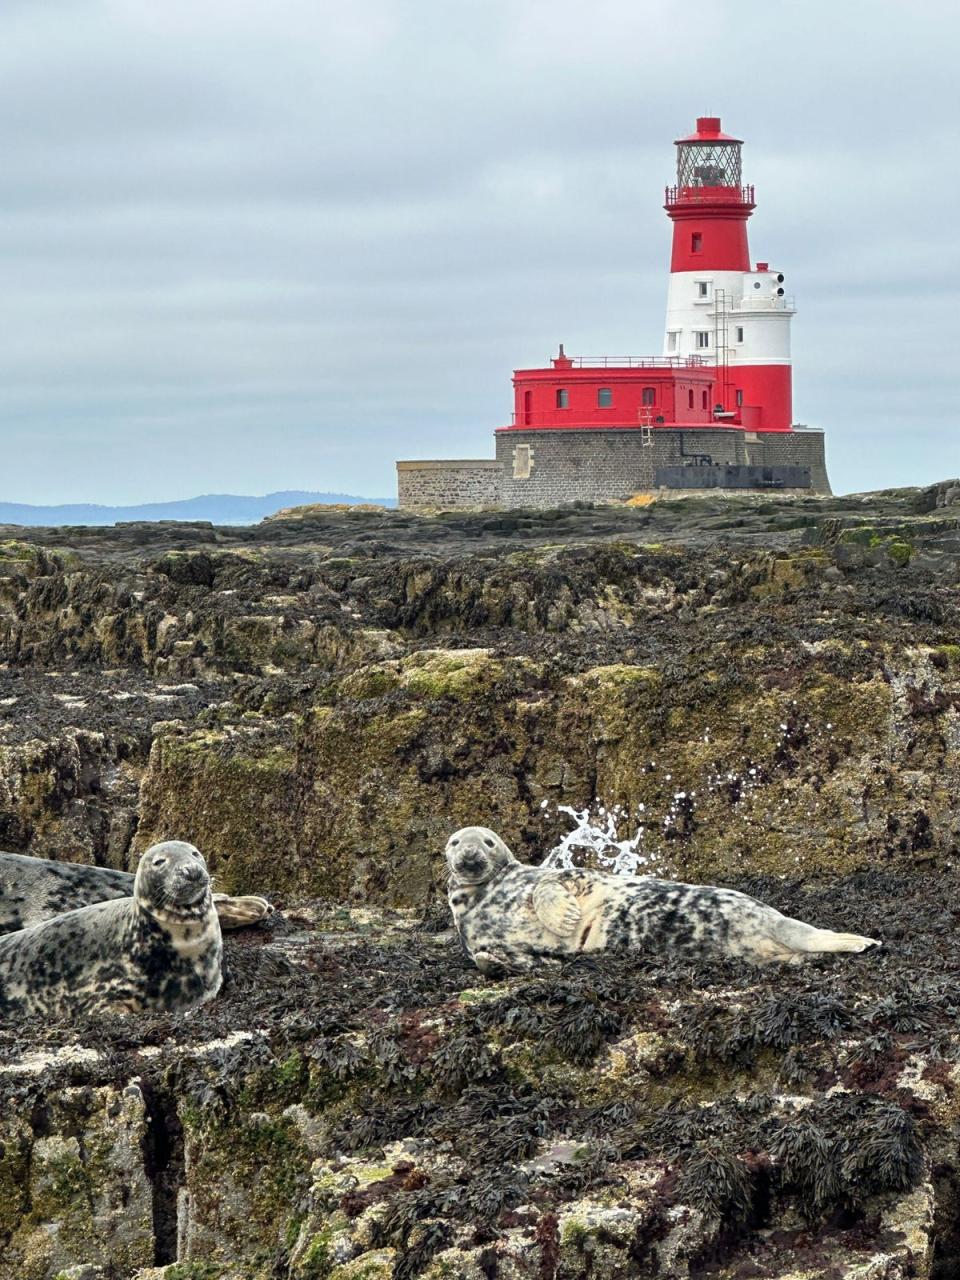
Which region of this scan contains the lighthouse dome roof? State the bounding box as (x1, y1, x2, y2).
(675, 116, 742, 144)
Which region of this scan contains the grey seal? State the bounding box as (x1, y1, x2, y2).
(0, 841, 223, 1018)
(445, 826, 880, 972)
(0, 849, 272, 935)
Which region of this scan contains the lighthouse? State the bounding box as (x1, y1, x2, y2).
(663, 116, 794, 431)
(397, 115, 830, 508)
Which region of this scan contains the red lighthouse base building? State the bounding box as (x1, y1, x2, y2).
(512, 349, 718, 432)
(396, 117, 830, 510)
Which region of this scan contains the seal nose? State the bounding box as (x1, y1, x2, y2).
(181, 864, 204, 883)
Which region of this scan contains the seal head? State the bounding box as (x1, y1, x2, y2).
(135, 840, 212, 921)
(445, 827, 516, 886)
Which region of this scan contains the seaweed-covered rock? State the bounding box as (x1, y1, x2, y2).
(0, 876, 958, 1277)
(0, 488, 959, 1274)
(1, 491, 959, 899)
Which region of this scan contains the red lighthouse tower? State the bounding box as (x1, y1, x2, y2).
(663, 116, 794, 431)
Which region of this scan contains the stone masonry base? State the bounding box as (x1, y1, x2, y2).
(397, 427, 830, 510)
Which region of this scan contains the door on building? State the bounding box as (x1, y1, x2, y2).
(523, 390, 532, 426)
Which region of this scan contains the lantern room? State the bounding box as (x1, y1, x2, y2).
(674, 116, 744, 191)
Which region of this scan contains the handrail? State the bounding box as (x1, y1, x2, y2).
(664, 184, 754, 206)
(557, 355, 709, 369)
(732, 295, 795, 312)
(505, 415, 744, 431)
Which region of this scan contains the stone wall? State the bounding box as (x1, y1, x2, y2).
(396, 428, 831, 510)
(654, 486, 812, 501)
(396, 459, 503, 510)
(495, 428, 657, 506)
(743, 428, 832, 492)
(493, 427, 831, 509)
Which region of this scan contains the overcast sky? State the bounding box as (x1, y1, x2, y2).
(0, 0, 956, 504)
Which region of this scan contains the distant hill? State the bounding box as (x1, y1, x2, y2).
(0, 491, 397, 528)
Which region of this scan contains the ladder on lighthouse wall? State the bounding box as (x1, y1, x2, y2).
(713, 288, 731, 415)
(638, 407, 653, 446)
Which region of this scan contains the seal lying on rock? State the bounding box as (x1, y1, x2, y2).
(0, 841, 223, 1018)
(0, 849, 272, 935)
(445, 826, 880, 972)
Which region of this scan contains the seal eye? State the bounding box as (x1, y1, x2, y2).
(483, 838, 495, 848)
(450, 839, 460, 847)
(152, 857, 168, 867)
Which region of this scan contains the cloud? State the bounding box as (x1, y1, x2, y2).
(0, 0, 955, 502)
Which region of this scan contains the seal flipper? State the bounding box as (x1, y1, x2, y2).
(757, 911, 881, 961)
(531, 877, 581, 937)
(472, 947, 557, 975)
(212, 893, 274, 930)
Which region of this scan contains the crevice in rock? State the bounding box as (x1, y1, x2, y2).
(139, 1079, 184, 1266)
(29, 1097, 52, 1138)
(931, 1167, 960, 1280)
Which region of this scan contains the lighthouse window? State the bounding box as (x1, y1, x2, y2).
(667, 330, 679, 352)
(696, 331, 710, 349)
(697, 281, 709, 298)
(597, 387, 613, 408)
(556, 389, 569, 409)
(691, 232, 703, 253)
(736, 390, 744, 407)
(736, 326, 744, 343)
(688, 389, 694, 409)
(641, 387, 656, 406)
(702, 391, 709, 410)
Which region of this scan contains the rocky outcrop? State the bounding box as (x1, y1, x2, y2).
(2, 877, 960, 1279)
(1, 487, 960, 1274)
(3, 493, 959, 898)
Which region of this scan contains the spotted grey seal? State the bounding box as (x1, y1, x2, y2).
(445, 826, 880, 972)
(0, 841, 223, 1018)
(0, 849, 272, 935)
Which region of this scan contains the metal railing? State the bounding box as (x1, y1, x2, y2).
(558, 355, 708, 368)
(724, 295, 795, 313)
(665, 184, 754, 206)
(507, 413, 743, 430)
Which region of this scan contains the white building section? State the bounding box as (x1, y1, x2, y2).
(663, 268, 795, 366)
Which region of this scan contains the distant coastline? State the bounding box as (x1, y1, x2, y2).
(0, 490, 397, 528)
